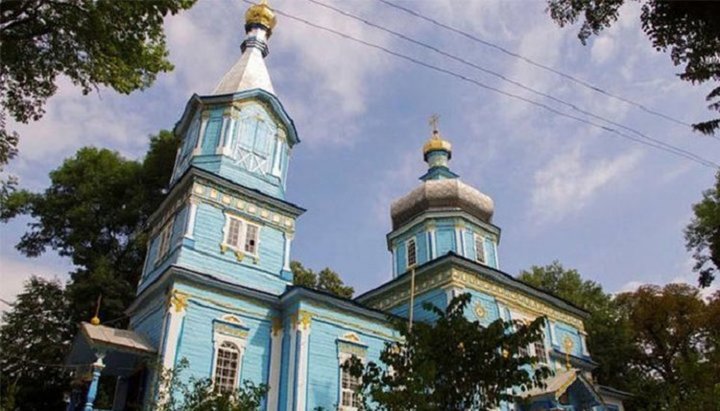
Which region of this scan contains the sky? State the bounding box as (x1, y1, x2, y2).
(2, 0, 719, 311)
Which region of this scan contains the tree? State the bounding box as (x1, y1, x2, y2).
(0, 130, 179, 323)
(614, 284, 719, 410)
(152, 359, 268, 411)
(518, 261, 635, 390)
(0, 276, 73, 410)
(345, 293, 552, 410)
(0, 0, 196, 169)
(291, 260, 355, 298)
(546, 0, 720, 135)
(685, 171, 720, 287)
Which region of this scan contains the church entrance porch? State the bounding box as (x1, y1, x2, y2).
(66, 322, 156, 411)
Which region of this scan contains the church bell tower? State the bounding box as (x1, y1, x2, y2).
(135, 0, 304, 297)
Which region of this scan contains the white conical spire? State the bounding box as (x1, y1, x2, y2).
(213, 1, 276, 95)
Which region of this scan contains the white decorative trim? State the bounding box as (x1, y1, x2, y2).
(391, 245, 398, 277)
(210, 327, 247, 392)
(282, 232, 293, 271)
(161, 298, 186, 371)
(267, 323, 284, 411)
(295, 326, 310, 411)
(216, 116, 229, 155)
(430, 228, 437, 259)
(194, 115, 209, 155)
(473, 233, 486, 264)
(185, 202, 198, 239)
(549, 320, 558, 345)
(338, 349, 365, 411)
(285, 325, 297, 411)
(454, 226, 463, 257)
(271, 135, 283, 177)
(580, 332, 589, 355)
(493, 240, 499, 268)
(405, 238, 417, 269)
(221, 212, 262, 257)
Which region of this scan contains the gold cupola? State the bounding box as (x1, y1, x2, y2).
(423, 114, 452, 161)
(245, 0, 277, 34)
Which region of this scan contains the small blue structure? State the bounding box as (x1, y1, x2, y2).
(66, 2, 630, 410)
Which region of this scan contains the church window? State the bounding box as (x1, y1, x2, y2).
(227, 217, 243, 248)
(244, 224, 258, 254)
(406, 238, 417, 268)
(233, 111, 277, 176)
(223, 214, 261, 256)
(340, 356, 363, 410)
(474, 234, 485, 263)
(213, 341, 241, 393)
(156, 219, 174, 263)
(532, 336, 548, 364)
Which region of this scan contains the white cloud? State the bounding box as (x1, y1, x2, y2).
(0, 256, 70, 315)
(591, 36, 615, 64)
(530, 147, 642, 223)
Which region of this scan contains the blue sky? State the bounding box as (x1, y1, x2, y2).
(2, 0, 719, 308)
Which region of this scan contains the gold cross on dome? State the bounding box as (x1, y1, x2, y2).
(428, 114, 440, 134)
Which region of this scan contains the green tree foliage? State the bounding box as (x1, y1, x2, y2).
(153, 359, 268, 411)
(546, 0, 720, 135)
(290, 260, 354, 298)
(0, 0, 196, 168)
(0, 130, 179, 323)
(517, 261, 634, 389)
(0, 276, 73, 410)
(615, 284, 720, 410)
(685, 171, 720, 287)
(345, 293, 552, 410)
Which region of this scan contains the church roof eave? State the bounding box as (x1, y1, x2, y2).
(355, 252, 590, 320)
(147, 166, 306, 229)
(173, 90, 300, 147)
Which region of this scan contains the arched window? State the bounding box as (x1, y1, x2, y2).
(213, 341, 241, 393)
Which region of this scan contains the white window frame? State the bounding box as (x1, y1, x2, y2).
(338, 352, 364, 411)
(155, 218, 174, 264)
(474, 233, 486, 264)
(210, 325, 247, 394)
(222, 213, 261, 256)
(405, 238, 417, 268)
(531, 327, 549, 365)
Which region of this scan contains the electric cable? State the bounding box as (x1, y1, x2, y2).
(376, 0, 700, 131)
(244, 1, 719, 168)
(304, 0, 717, 167)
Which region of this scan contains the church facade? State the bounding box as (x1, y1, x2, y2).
(67, 2, 629, 410)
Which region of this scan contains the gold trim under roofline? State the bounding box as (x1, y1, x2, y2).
(364, 266, 585, 331)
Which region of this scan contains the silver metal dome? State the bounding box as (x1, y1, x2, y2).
(390, 178, 494, 230)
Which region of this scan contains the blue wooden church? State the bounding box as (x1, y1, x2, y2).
(67, 2, 630, 410)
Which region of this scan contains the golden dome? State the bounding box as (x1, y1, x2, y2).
(245, 0, 277, 32)
(90, 316, 101, 326)
(423, 131, 452, 157)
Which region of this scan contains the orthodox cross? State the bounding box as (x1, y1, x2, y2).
(429, 114, 440, 135)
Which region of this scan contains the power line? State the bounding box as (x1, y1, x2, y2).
(304, 0, 717, 168)
(252, 1, 718, 169)
(376, 0, 698, 131)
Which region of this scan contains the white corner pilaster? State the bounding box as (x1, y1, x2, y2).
(185, 201, 198, 239)
(267, 318, 284, 411)
(283, 232, 293, 272)
(391, 245, 398, 277)
(285, 318, 297, 411)
(193, 112, 210, 155)
(161, 291, 188, 371)
(271, 131, 284, 177)
(454, 221, 465, 257)
(294, 312, 311, 411)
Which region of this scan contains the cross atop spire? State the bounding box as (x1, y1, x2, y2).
(429, 114, 440, 135)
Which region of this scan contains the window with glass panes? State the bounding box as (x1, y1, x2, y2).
(474, 234, 485, 263)
(223, 215, 260, 255)
(213, 341, 240, 393)
(533, 336, 548, 363)
(156, 220, 174, 263)
(341, 362, 363, 410)
(406, 238, 417, 268)
(244, 224, 258, 254)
